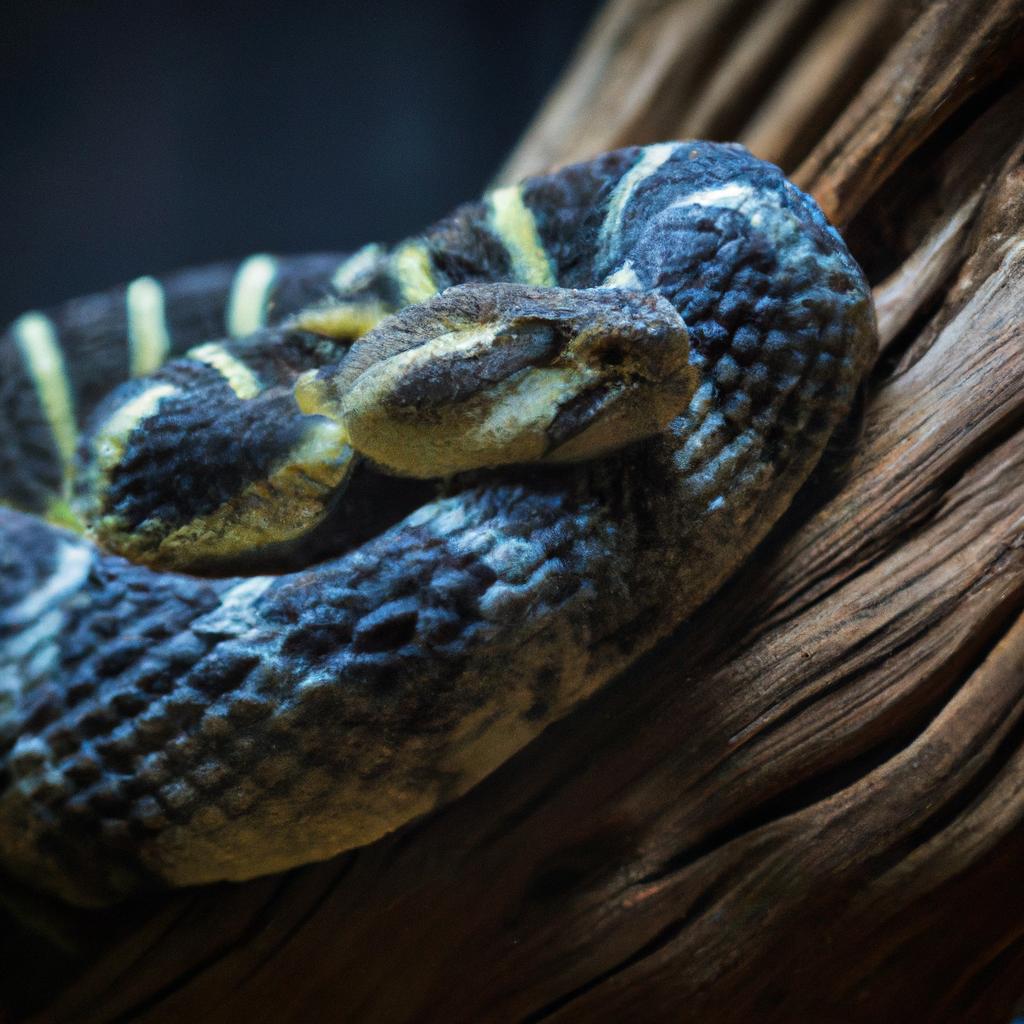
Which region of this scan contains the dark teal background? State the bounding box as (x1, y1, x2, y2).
(0, 0, 600, 322)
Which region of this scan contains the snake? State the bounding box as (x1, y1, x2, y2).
(0, 142, 875, 906)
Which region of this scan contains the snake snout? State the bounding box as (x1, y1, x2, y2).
(293, 283, 699, 479)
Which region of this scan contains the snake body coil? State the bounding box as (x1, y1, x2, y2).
(0, 142, 875, 905)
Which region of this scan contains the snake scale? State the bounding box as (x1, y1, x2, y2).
(0, 142, 875, 906)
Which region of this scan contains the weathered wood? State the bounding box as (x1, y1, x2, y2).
(739, 0, 895, 172)
(793, 0, 1024, 224)
(5, 1, 1024, 1021)
(497, 0, 914, 185)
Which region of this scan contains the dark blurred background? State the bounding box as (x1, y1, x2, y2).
(0, 0, 601, 324)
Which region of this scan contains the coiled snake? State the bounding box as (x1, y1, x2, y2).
(0, 142, 875, 906)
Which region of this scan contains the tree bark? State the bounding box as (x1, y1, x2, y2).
(6, 1, 1024, 1020)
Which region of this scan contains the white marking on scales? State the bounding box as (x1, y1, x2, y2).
(595, 143, 678, 272)
(669, 182, 757, 211)
(3, 542, 93, 627)
(192, 575, 275, 637)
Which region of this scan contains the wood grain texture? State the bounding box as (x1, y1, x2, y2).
(738, 0, 896, 172)
(793, 0, 1024, 225)
(497, 0, 787, 184)
(496, 0, 913, 185)
(5, 0, 1024, 1021)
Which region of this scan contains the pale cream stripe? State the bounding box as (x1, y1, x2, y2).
(601, 260, 644, 289)
(391, 241, 438, 304)
(595, 143, 678, 270)
(126, 275, 171, 376)
(332, 243, 384, 294)
(227, 254, 277, 337)
(13, 312, 77, 477)
(487, 185, 556, 286)
(294, 299, 389, 339)
(188, 342, 261, 399)
(93, 382, 178, 472)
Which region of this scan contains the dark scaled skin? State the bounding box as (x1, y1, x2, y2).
(0, 142, 876, 905)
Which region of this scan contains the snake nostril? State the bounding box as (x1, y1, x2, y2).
(600, 344, 625, 367)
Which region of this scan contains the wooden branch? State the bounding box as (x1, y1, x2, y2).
(5, 1, 1024, 1021)
(793, 0, 1024, 224)
(738, 0, 895, 172)
(869, 79, 1024, 350)
(497, 0, 913, 185)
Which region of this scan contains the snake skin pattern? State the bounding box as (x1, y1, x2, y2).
(0, 142, 876, 905)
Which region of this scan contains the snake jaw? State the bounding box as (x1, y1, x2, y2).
(544, 298, 697, 462)
(542, 372, 692, 464)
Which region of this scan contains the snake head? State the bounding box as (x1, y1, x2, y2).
(295, 282, 696, 478)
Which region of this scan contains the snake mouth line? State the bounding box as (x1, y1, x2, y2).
(545, 380, 622, 448)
